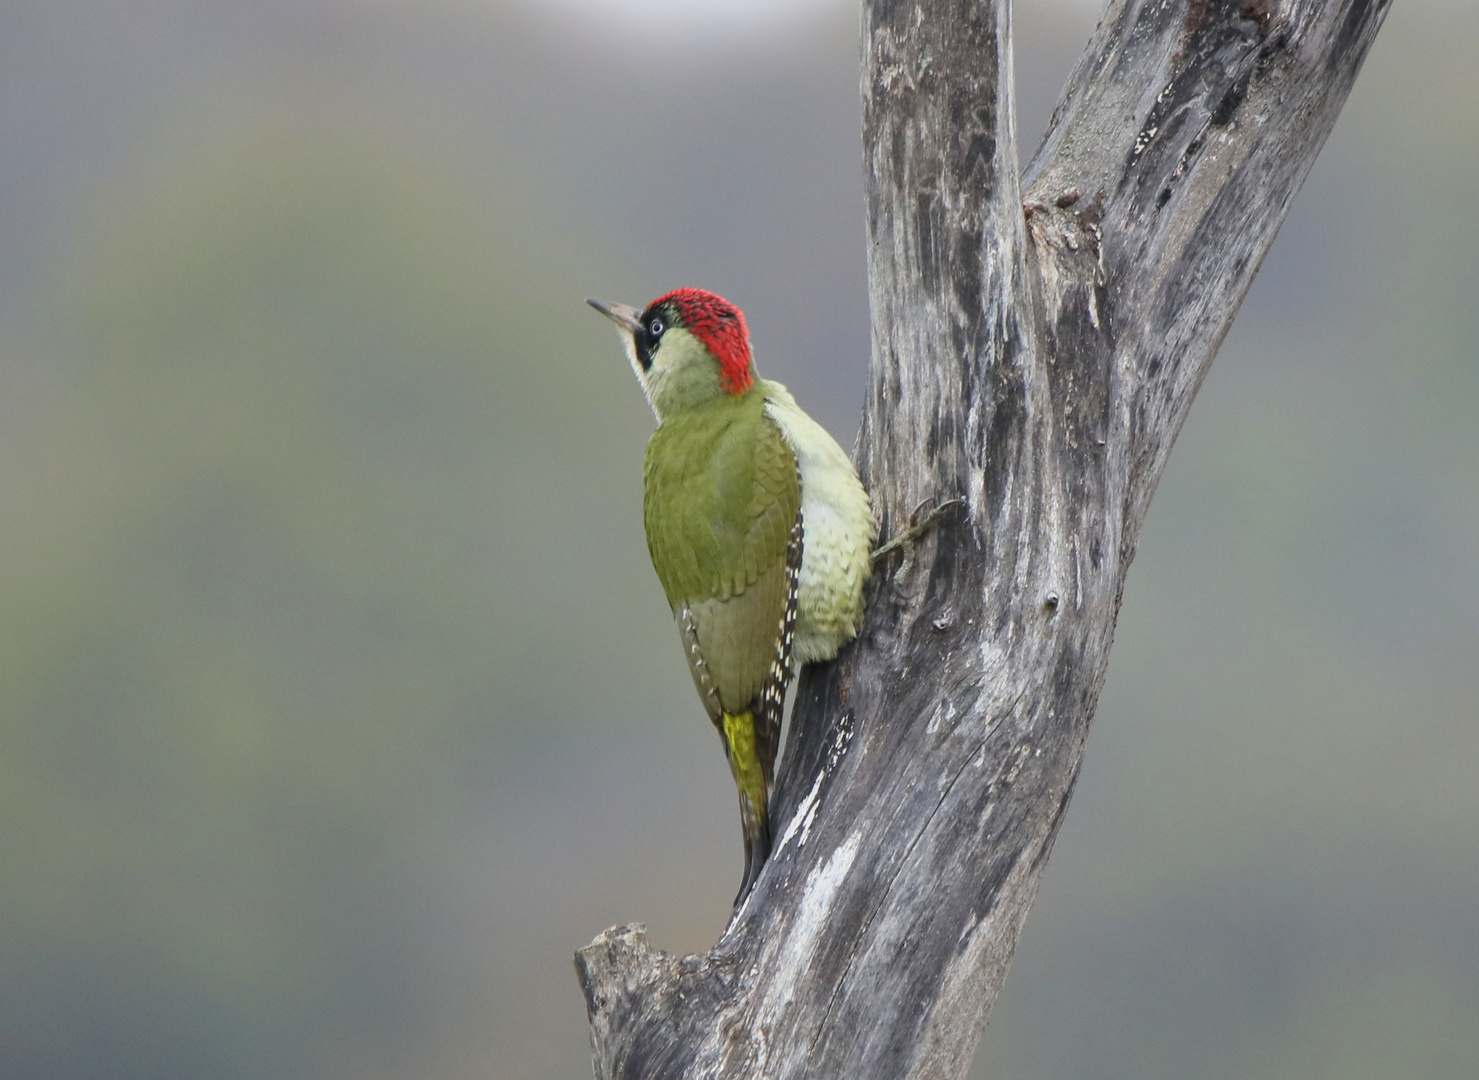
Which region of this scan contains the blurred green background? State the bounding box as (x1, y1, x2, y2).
(0, 2, 1474, 1078)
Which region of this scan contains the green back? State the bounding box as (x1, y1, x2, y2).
(643, 390, 800, 609)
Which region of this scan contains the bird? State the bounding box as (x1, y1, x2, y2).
(588, 288, 875, 905)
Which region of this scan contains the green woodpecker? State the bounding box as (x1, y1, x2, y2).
(589, 288, 875, 903)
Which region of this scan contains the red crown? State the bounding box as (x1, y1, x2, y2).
(653, 288, 755, 395)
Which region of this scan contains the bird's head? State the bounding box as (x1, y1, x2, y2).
(587, 288, 755, 419)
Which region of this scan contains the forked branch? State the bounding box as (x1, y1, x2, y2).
(576, 1, 1392, 1076)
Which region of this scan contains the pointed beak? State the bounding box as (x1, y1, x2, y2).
(586, 297, 644, 334)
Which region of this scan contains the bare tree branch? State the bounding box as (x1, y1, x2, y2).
(575, 1, 1392, 1077)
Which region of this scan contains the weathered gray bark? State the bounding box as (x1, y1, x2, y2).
(576, 0, 1391, 1076)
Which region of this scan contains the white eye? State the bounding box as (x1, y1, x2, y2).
(649, 319, 664, 337)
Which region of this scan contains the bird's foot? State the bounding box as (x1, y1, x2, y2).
(871, 497, 966, 584)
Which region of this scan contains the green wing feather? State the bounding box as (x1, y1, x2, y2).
(643, 391, 799, 606)
(643, 392, 800, 713)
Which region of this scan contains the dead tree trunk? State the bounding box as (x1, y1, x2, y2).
(576, 0, 1391, 1076)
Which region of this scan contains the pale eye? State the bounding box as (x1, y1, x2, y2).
(649, 319, 664, 337)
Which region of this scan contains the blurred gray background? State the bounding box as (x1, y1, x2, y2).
(0, 1, 1474, 1078)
